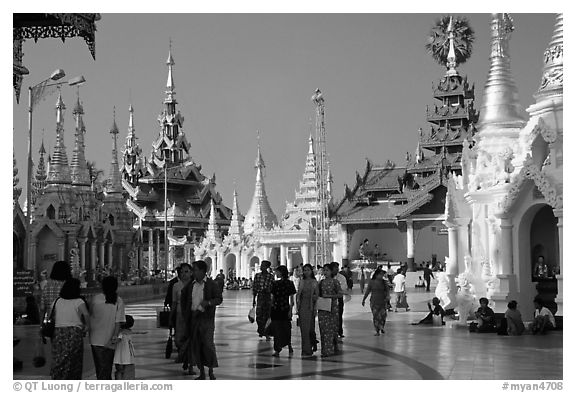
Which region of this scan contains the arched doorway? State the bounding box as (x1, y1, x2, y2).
(249, 256, 260, 278)
(225, 254, 237, 279)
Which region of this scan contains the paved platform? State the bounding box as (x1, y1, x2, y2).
(13, 287, 562, 380)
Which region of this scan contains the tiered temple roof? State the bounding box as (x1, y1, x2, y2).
(123, 46, 232, 237)
(334, 15, 478, 225)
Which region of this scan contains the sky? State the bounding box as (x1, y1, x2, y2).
(12, 13, 557, 218)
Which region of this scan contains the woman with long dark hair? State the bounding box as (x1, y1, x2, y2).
(317, 263, 343, 358)
(41, 261, 72, 318)
(50, 278, 89, 379)
(89, 276, 126, 379)
(361, 269, 390, 335)
(295, 263, 318, 357)
(270, 265, 296, 357)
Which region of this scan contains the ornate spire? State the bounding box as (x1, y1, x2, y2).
(205, 199, 221, 242)
(70, 89, 91, 186)
(106, 107, 123, 194)
(32, 138, 48, 206)
(165, 39, 176, 104)
(536, 13, 563, 100)
(244, 135, 278, 234)
(478, 13, 524, 131)
(445, 16, 458, 76)
(122, 103, 143, 184)
(47, 91, 71, 184)
(228, 189, 244, 238)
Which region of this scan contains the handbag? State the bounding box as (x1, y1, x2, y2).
(157, 306, 171, 329)
(248, 307, 255, 323)
(316, 297, 332, 312)
(40, 298, 59, 339)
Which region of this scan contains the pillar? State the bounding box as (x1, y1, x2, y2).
(155, 229, 161, 271)
(455, 218, 471, 274)
(301, 243, 309, 265)
(107, 243, 113, 269)
(79, 240, 86, 270)
(287, 248, 293, 271)
(553, 208, 563, 315)
(58, 239, 66, 261)
(499, 218, 513, 275)
(339, 224, 349, 260)
(90, 242, 97, 271)
(148, 229, 154, 273)
(99, 242, 105, 268)
(446, 225, 458, 276)
(280, 244, 287, 267)
(406, 219, 415, 270)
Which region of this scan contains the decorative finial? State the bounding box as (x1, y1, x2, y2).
(426, 15, 474, 74)
(110, 106, 119, 135)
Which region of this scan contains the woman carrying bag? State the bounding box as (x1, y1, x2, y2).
(50, 278, 90, 379)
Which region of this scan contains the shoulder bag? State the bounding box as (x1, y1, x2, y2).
(40, 298, 59, 339)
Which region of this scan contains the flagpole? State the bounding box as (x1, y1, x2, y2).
(164, 157, 168, 282)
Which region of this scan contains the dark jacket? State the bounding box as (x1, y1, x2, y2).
(180, 277, 223, 323)
(164, 277, 179, 307)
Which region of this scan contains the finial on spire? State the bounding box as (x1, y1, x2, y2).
(255, 131, 265, 169)
(110, 106, 119, 135)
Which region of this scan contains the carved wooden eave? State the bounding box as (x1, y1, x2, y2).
(13, 13, 100, 103)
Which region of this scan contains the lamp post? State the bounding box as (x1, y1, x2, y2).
(26, 71, 86, 223)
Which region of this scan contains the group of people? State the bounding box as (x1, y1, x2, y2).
(469, 296, 556, 335)
(164, 261, 222, 379)
(40, 260, 130, 380)
(251, 260, 352, 358)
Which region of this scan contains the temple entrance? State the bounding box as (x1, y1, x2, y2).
(225, 254, 237, 279)
(518, 203, 559, 316)
(249, 256, 259, 279)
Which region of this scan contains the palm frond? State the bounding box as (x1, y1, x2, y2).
(426, 15, 475, 67)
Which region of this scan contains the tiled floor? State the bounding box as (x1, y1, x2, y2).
(14, 288, 562, 380)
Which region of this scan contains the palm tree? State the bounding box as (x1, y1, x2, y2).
(426, 15, 475, 68)
(87, 160, 105, 191)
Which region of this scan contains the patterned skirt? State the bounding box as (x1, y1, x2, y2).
(370, 303, 387, 331)
(256, 294, 272, 336)
(318, 310, 338, 357)
(51, 326, 84, 379)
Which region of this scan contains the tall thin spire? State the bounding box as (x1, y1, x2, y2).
(70, 88, 91, 186)
(478, 13, 524, 131)
(47, 91, 71, 184)
(244, 134, 277, 234)
(536, 13, 563, 100)
(106, 107, 123, 194)
(206, 199, 221, 242)
(122, 103, 142, 184)
(165, 39, 176, 104)
(32, 137, 48, 206)
(445, 16, 459, 76)
(228, 189, 244, 238)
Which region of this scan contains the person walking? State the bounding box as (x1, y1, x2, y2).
(423, 264, 434, 292)
(359, 266, 366, 294)
(393, 268, 409, 312)
(332, 262, 349, 339)
(180, 260, 223, 379)
(270, 265, 297, 357)
(50, 278, 90, 379)
(361, 269, 390, 335)
(171, 263, 192, 363)
(295, 264, 319, 357)
(252, 260, 274, 340)
(113, 315, 136, 380)
(164, 266, 181, 308)
(89, 276, 126, 380)
(317, 264, 343, 358)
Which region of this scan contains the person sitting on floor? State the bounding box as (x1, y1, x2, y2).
(529, 296, 556, 335)
(412, 297, 445, 325)
(504, 300, 525, 336)
(470, 297, 496, 332)
(415, 276, 425, 289)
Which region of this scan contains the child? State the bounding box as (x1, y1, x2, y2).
(504, 300, 525, 336)
(412, 297, 445, 325)
(530, 297, 556, 334)
(470, 297, 496, 332)
(114, 315, 135, 380)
